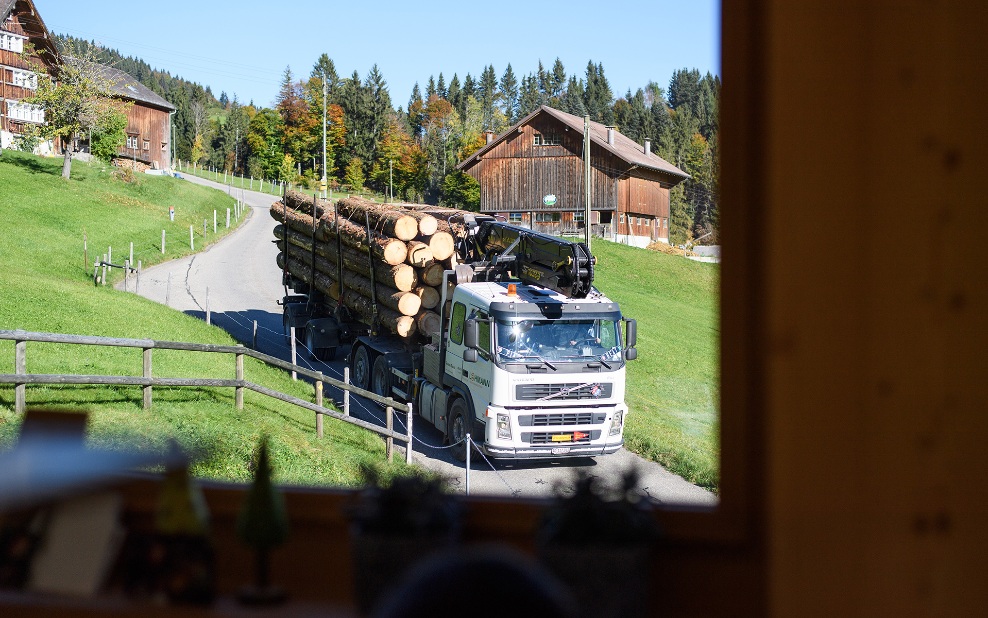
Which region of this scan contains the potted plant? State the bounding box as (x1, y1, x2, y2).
(536, 469, 660, 618)
(347, 467, 461, 614)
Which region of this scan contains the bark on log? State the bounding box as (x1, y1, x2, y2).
(282, 243, 420, 316)
(284, 190, 332, 218)
(414, 285, 441, 310)
(319, 215, 408, 266)
(405, 240, 434, 267)
(278, 252, 415, 338)
(275, 225, 418, 291)
(336, 196, 419, 241)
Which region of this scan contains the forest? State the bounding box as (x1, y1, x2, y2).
(56, 36, 719, 244)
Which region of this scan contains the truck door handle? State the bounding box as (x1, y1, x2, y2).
(462, 369, 468, 377)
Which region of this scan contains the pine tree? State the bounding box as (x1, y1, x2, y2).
(311, 53, 339, 102)
(499, 63, 518, 123)
(549, 58, 566, 104)
(517, 74, 541, 118)
(447, 74, 462, 115)
(436, 72, 447, 100)
(425, 75, 436, 99)
(558, 76, 587, 117)
(583, 61, 614, 124)
(407, 83, 424, 138)
(479, 65, 498, 130)
(462, 73, 476, 102)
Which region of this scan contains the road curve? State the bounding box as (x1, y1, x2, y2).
(130, 174, 717, 507)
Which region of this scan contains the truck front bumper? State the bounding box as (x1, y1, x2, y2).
(482, 440, 624, 460)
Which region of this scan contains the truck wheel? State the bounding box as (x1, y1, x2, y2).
(352, 345, 372, 391)
(372, 356, 391, 399)
(282, 307, 304, 343)
(448, 399, 469, 462)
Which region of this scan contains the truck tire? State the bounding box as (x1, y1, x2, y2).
(371, 356, 391, 399)
(352, 345, 372, 391)
(282, 307, 304, 343)
(448, 399, 468, 462)
(306, 327, 336, 362)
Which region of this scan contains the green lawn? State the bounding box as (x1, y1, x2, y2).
(177, 161, 389, 203)
(0, 151, 404, 485)
(592, 240, 720, 491)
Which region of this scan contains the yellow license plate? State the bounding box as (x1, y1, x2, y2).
(551, 434, 573, 442)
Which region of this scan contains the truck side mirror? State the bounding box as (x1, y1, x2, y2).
(463, 318, 479, 363)
(625, 319, 638, 361)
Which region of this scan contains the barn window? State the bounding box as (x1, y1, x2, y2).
(573, 211, 585, 222)
(533, 132, 560, 146)
(126, 135, 138, 149)
(535, 212, 561, 222)
(620, 213, 626, 224)
(508, 213, 523, 223)
(143, 139, 150, 151)
(12, 69, 37, 89)
(0, 32, 25, 53)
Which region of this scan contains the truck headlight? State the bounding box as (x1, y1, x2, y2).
(609, 411, 624, 436)
(496, 413, 511, 439)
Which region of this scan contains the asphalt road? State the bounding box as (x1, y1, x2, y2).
(129, 174, 716, 507)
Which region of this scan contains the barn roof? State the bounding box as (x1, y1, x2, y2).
(456, 105, 689, 182)
(94, 63, 176, 111)
(1, 0, 61, 66)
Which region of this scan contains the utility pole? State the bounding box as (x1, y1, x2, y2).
(234, 127, 240, 177)
(321, 75, 328, 199)
(583, 115, 592, 250)
(389, 159, 393, 203)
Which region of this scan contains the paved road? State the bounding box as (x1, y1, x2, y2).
(130, 174, 716, 507)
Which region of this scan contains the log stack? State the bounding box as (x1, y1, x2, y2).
(271, 191, 462, 340)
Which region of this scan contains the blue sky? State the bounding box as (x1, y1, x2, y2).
(39, 0, 719, 110)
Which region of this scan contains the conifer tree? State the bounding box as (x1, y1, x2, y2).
(499, 64, 518, 124)
(479, 65, 498, 130)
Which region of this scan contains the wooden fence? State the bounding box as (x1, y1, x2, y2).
(0, 330, 413, 464)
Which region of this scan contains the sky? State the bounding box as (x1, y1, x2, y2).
(39, 0, 720, 110)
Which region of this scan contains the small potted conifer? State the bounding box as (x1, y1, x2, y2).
(236, 437, 289, 605)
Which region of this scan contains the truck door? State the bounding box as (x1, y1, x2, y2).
(445, 302, 493, 431)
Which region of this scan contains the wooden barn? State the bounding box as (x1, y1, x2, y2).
(0, 0, 58, 154)
(94, 62, 175, 170)
(456, 105, 689, 246)
(1, 0, 174, 169)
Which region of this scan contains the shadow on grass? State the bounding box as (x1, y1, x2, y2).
(1, 152, 57, 176)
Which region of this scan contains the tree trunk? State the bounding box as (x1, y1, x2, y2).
(61, 133, 74, 179)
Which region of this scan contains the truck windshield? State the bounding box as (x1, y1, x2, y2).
(495, 318, 623, 364)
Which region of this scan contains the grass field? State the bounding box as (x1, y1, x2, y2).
(592, 241, 719, 491)
(0, 151, 405, 485)
(177, 161, 389, 203)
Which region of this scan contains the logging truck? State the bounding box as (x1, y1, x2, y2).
(275, 194, 637, 461)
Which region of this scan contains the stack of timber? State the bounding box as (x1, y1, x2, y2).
(271, 191, 461, 340)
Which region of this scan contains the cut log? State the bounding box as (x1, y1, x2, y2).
(405, 240, 434, 267)
(420, 262, 445, 287)
(416, 310, 442, 338)
(319, 215, 408, 266)
(405, 211, 438, 236)
(336, 196, 419, 241)
(278, 253, 415, 338)
(414, 285, 441, 310)
(275, 225, 418, 291)
(422, 231, 455, 261)
(284, 190, 332, 218)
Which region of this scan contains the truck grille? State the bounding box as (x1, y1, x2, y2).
(522, 430, 602, 445)
(515, 382, 613, 401)
(518, 412, 607, 427)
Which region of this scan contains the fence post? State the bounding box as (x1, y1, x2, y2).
(235, 350, 244, 410)
(83, 230, 88, 273)
(190, 225, 194, 250)
(315, 374, 324, 439)
(213, 210, 217, 234)
(406, 403, 414, 464)
(14, 338, 26, 414)
(124, 259, 129, 292)
(343, 367, 350, 416)
(137, 261, 141, 294)
(290, 328, 297, 380)
(142, 347, 152, 411)
(205, 287, 210, 325)
(252, 320, 258, 349)
(386, 406, 394, 463)
(129, 242, 134, 268)
(226, 208, 230, 228)
(161, 229, 166, 254)
(465, 433, 471, 496)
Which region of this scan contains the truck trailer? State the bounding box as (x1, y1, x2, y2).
(276, 196, 638, 461)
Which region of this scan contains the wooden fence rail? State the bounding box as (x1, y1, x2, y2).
(0, 329, 413, 464)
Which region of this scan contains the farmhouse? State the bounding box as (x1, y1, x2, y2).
(456, 105, 689, 247)
(0, 0, 57, 153)
(0, 0, 174, 169)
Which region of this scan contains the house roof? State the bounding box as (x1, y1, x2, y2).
(456, 105, 690, 183)
(1, 0, 61, 66)
(94, 63, 176, 111)
(66, 59, 176, 112)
